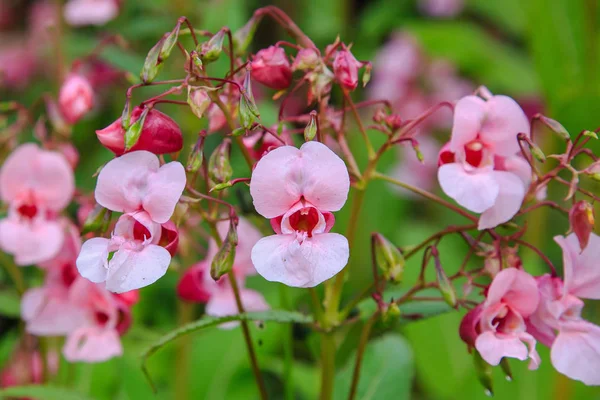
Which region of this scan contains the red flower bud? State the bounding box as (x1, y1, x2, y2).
(333, 49, 362, 91)
(58, 74, 94, 124)
(96, 107, 183, 155)
(177, 263, 212, 303)
(250, 46, 292, 90)
(569, 200, 595, 250)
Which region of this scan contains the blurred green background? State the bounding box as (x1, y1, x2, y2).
(2, 0, 600, 399)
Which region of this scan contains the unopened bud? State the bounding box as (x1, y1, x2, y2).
(58, 74, 94, 124)
(200, 29, 226, 63)
(251, 46, 292, 90)
(591, 173, 600, 182)
(411, 142, 424, 163)
(186, 132, 206, 173)
(140, 34, 167, 83)
(208, 139, 233, 184)
(473, 350, 494, 397)
(583, 130, 598, 139)
(160, 23, 181, 60)
(291, 48, 320, 71)
(540, 115, 570, 140)
(530, 143, 546, 162)
(499, 358, 513, 382)
(304, 111, 318, 141)
(233, 14, 263, 55)
(81, 204, 112, 234)
(373, 233, 404, 283)
(432, 247, 457, 308)
(124, 106, 151, 151)
(382, 302, 401, 324)
(121, 98, 132, 129)
(210, 181, 233, 192)
(333, 48, 362, 91)
(362, 63, 372, 87)
(239, 70, 260, 129)
(210, 218, 238, 280)
(569, 200, 595, 250)
(187, 87, 212, 119)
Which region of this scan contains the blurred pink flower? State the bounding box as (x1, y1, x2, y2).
(0, 42, 37, 90)
(437, 90, 531, 229)
(251, 46, 292, 90)
(475, 268, 541, 369)
(333, 49, 362, 91)
(418, 0, 464, 18)
(59, 73, 95, 124)
(250, 142, 350, 287)
(528, 234, 600, 385)
(63, 0, 120, 26)
(0, 337, 58, 390)
(0, 144, 74, 265)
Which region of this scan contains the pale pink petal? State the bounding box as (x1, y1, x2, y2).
(22, 288, 89, 336)
(251, 233, 349, 288)
(485, 268, 539, 316)
(519, 332, 541, 370)
(63, 327, 123, 363)
(142, 161, 186, 223)
(105, 245, 171, 293)
(0, 218, 64, 266)
(296, 141, 350, 212)
(500, 155, 532, 187)
(478, 171, 525, 230)
(94, 151, 159, 214)
(0, 144, 39, 203)
(76, 237, 110, 283)
(475, 331, 528, 366)
(250, 146, 304, 218)
(63, 0, 119, 26)
(449, 95, 486, 153)
(551, 320, 600, 385)
(480, 95, 529, 157)
(438, 163, 498, 213)
(555, 233, 600, 299)
(206, 288, 269, 329)
(113, 211, 162, 244)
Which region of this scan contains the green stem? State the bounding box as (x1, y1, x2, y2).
(347, 312, 378, 400)
(174, 301, 194, 400)
(319, 332, 336, 400)
(0, 253, 25, 295)
(279, 285, 294, 400)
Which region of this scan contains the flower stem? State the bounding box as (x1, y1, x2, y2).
(347, 312, 379, 400)
(279, 285, 294, 400)
(342, 90, 375, 160)
(319, 332, 336, 400)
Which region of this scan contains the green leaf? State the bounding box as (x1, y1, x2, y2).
(334, 334, 414, 400)
(0, 289, 20, 317)
(0, 385, 94, 400)
(140, 310, 313, 392)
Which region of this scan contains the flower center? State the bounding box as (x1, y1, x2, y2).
(17, 203, 38, 219)
(288, 207, 319, 237)
(61, 264, 78, 287)
(491, 306, 523, 334)
(133, 221, 151, 242)
(95, 311, 110, 326)
(464, 140, 485, 167)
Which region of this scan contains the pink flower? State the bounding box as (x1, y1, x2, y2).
(63, 0, 120, 26)
(0, 42, 37, 90)
(58, 74, 94, 124)
(418, 0, 464, 18)
(527, 234, 600, 385)
(0, 144, 74, 265)
(177, 218, 269, 328)
(96, 107, 183, 156)
(249, 141, 350, 287)
(333, 49, 362, 91)
(251, 46, 292, 90)
(438, 90, 531, 229)
(474, 268, 541, 369)
(94, 151, 186, 224)
(0, 337, 58, 389)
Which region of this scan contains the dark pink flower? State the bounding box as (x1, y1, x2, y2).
(251, 46, 292, 90)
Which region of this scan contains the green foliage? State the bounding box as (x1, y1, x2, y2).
(0, 385, 94, 400)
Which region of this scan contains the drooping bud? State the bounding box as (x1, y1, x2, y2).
(539, 115, 570, 140)
(529, 142, 546, 162)
(208, 139, 233, 185)
(81, 203, 112, 234)
(239, 69, 260, 129)
(96, 106, 183, 156)
(140, 34, 167, 83)
(124, 106, 151, 151)
(200, 29, 226, 63)
(569, 200, 595, 250)
(210, 218, 238, 280)
(187, 87, 212, 118)
(432, 247, 457, 308)
(160, 23, 181, 60)
(362, 62, 372, 87)
(291, 48, 320, 71)
(372, 233, 405, 283)
(58, 73, 94, 124)
(583, 130, 598, 139)
(250, 46, 292, 90)
(304, 111, 318, 141)
(333, 48, 362, 91)
(499, 358, 513, 382)
(473, 350, 494, 397)
(186, 132, 206, 173)
(233, 14, 263, 55)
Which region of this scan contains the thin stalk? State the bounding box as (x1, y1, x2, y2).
(347, 312, 379, 400)
(279, 285, 294, 400)
(342, 90, 375, 159)
(319, 333, 336, 400)
(0, 253, 25, 295)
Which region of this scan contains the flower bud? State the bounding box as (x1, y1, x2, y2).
(540, 115, 570, 140)
(140, 34, 167, 83)
(432, 247, 457, 308)
(473, 350, 494, 397)
(210, 181, 233, 192)
(200, 29, 226, 63)
(178, 264, 212, 303)
(186, 132, 206, 173)
(58, 74, 94, 124)
(160, 23, 181, 60)
(529, 142, 546, 162)
(96, 106, 183, 155)
(307, 67, 334, 104)
(210, 218, 238, 280)
(362, 63, 372, 87)
(499, 358, 513, 382)
(187, 87, 212, 118)
(304, 111, 318, 141)
(233, 14, 262, 55)
(208, 139, 233, 185)
(381, 302, 401, 324)
(292, 48, 320, 71)
(239, 70, 260, 129)
(124, 106, 151, 151)
(81, 203, 112, 234)
(372, 233, 404, 283)
(459, 304, 482, 348)
(583, 130, 598, 139)
(333, 49, 362, 91)
(569, 200, 595, 250)
(250, 46, 292, 90)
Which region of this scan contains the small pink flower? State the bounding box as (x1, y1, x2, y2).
(438, 90, 531, 229)
(251, 46, 292, 90)
(58, 74, 94, 124)
(249, 141, 350, 287)
(63, 0, 120, 26)
(0, 144, 74, 265)
(528, 234, 600, 385)
(474, 268, 541, 369)
(333, 49, 362, 91)
(94, 150, 186, 224)
(96, 107, 183, 156)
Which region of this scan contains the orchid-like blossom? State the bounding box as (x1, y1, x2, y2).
(0, 144, 74, 265)
(438, 90, 532, 229)
(249, 141, 350, 288)
(527, 234, 600, 385)
(63, 0, 119, 26)
(178, 218, 269, 328)
(474, 268, 541, 369)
